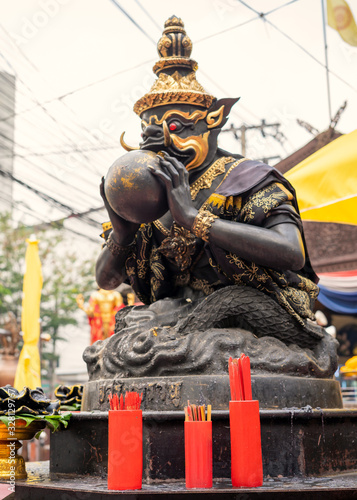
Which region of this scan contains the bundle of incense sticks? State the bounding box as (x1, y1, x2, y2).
(108, 391, 143, 410)
(184, 401, 212, 422)
(228, 354, 253, 401)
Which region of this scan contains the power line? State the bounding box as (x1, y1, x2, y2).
(0, 193, 99, 244)
(0, 168, 102, 227)
(108, 0, 157, 44)
(195, 0, 300, 45)
(0, 72, 117, 203)
(0, 57, 155, 124)
(237, 0, 357, 94)
(0, 23, 132, 166)
(0, 53, 87, 163)
(195, 16, 260, 45)
(199, 68, 260, 122)
(0, 32, 114, 238)
(133, 0, 162, 31)
(265, 0, 300, 16)
(0, 134, 104, 210)
(0, 143, 122, 159)
(222, 120, 286, 156)
(0, 192, 102, 245)
(118, 0, 261, 124)
(321, 0, 332, 123)
(0, 122, 108, 213)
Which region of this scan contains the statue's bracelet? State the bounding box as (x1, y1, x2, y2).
(105, 231, 135, 256)
(191, 210, 218, 242)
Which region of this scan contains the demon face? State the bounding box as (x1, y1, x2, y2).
(120, 98, 239, 174)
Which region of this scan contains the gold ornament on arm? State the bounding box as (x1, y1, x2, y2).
(191, 210, 218, 242)
(120, 131, 139, 152)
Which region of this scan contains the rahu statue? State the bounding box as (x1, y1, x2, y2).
(83, 17, 340, 410)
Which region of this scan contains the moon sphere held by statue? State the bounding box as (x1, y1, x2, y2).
(104, 150, 168, 224)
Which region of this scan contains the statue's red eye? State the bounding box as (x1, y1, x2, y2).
(169, 123, 177, 131)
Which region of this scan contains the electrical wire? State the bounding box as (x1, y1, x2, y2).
(115, 0, 261, 126)
(236, 0, 357, 93)
(0, 168, 102, 228)
(265, 0, 299, 16)
(0, 70, 117, 206)
(0, 22, 143, 178)
(0, 143, 122, 159)
(195, 15, 260, 45)
(0, 192, 101, 244)
(0, 25, 126, 172)
(108, 0, 157, 44)
(0, 28, 126, 205)
(0, 57, 155, 124)
(2, 0, 352, 228)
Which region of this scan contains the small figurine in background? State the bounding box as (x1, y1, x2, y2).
(76, 288, 124, 344)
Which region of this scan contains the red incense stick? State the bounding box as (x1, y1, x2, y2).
(228, 354, 253, 401)
(108, 391, 143, 410)
(238, 357, 245, 401)
(242, 355, 253, 400)
(184, 401, 211, 422)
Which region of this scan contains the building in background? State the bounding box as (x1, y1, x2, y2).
(0, 71, 16, 214)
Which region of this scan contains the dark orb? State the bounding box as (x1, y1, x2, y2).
(104, 150, 168, 224)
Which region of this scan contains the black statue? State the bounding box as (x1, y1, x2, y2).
(83, 17, 337, 401)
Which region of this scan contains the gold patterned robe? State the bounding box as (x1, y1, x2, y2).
(124, 156, 319, 326)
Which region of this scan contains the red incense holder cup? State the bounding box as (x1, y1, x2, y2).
(185, 421, 213, 489)
(108, 410, 142, 490)
(229, 400, 263, 488)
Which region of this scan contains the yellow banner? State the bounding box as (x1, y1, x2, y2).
(327, 0, 357, 46)
(14, 238, 43, 391)
(286, 129, 357, 225)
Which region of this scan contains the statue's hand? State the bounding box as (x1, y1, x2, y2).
(150, 152, 198, 229)
(100, 177, 139, 244)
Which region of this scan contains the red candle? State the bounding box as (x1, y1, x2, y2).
(185, 420, 213, 489)
(229, 400, 263, 488)
(108, 409, 142, 490)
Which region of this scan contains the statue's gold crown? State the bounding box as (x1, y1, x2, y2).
(133, 16, 215, 115)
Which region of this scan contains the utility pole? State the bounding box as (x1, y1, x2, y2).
(222, 119, 285, 157)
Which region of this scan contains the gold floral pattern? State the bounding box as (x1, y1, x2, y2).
(227, 254, 270, 285)
(124, 160, 318, 325)
(240, 183, 293, 223)
(297, 275, 319, 299)
(149, 247, 166, 301)
(158, 224, 196, 271)
(190, 277, 216, 295)
(174, 272, 190, 287)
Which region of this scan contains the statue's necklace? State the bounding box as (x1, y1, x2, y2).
(189, 156, 235, 201)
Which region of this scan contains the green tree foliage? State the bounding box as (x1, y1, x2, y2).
(0, 213, 97, 391)
(0, 214, 30, 318)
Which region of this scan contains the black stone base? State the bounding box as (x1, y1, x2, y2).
(50, 408, 357, 482)
(14, 461, 357, 500)
(82, 374, 343, 411)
